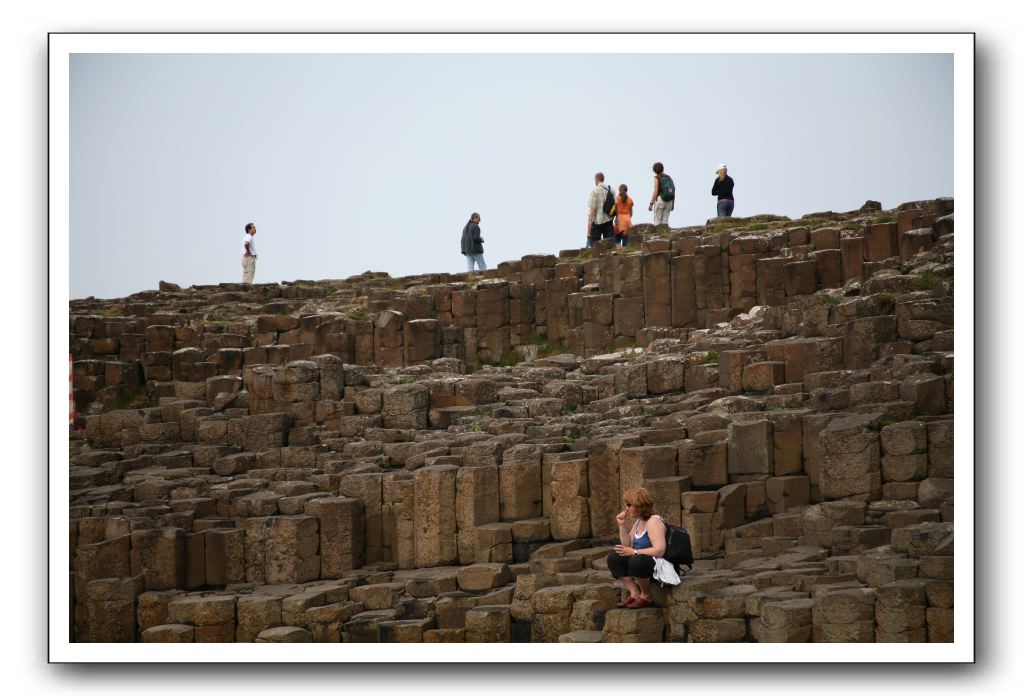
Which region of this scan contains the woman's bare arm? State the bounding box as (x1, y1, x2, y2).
(638, 516, 667, 557)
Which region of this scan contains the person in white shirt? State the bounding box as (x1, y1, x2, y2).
(587, 172, 614, 246)
(242, 223, 258, 284)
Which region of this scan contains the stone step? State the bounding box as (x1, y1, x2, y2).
(558, 629, 603, 643)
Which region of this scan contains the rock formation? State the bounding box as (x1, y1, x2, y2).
(68, 197, 955, 643)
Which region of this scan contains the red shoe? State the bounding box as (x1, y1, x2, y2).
(629, 597, 652, 609)
(615, 597, 638, 608)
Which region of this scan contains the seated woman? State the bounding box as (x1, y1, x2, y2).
(606, 487, 666, 609)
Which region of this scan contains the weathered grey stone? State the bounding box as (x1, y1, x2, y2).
(691, 584, 757, 619)
(141, 624, 195, 643)
(819, 413, 882, 499)
(306, 496, 365, 577)
(256, 626, 312, 642)
(382, 384, 430, 429)
(727, 420, 774, 476)
(413, 465, 459, 567)
(881, 421, 927, 456)
(457, 563, 513, 592)
(801, 501, 866, 547)
(465, 605, 511, 642)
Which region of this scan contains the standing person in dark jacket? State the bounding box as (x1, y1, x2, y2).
(461, 212, 486, 274)
(712, 164, 735, 217)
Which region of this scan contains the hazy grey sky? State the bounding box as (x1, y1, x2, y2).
(70, 52, 952, 299)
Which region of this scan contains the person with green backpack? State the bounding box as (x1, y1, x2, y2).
(648, 161, 676, 226)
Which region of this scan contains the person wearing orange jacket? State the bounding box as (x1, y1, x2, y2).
(614, 184, 634, 248)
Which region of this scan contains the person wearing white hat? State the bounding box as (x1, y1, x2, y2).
(712, 164, 735, 217)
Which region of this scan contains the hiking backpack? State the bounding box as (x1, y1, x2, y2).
(659, 174, 676, 202)
(602, 185, 617, 218)
(662, 520, 694, 570)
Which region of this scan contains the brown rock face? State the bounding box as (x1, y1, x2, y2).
(68, 197, 956, 644)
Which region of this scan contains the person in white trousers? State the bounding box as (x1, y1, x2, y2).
(460, 213, 486, 274)
(648, 162, 675, 225)
(242, 222, 258, 284)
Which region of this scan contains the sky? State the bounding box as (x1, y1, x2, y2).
(69, 51, 953, 300)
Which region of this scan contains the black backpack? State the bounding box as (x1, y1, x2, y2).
(601, 185, 616, 218)
(661, 518, 694, 570)
(659, 174, 676, 202)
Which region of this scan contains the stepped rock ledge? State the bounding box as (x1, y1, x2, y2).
(69, 197, 956, 644)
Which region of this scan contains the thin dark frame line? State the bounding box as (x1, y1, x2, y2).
(970, 30, 976, 667)
(47, 30, 51, 666)
(47, 30, 975, 35)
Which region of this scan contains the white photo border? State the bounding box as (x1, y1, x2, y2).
(50, 31, 973, 664)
